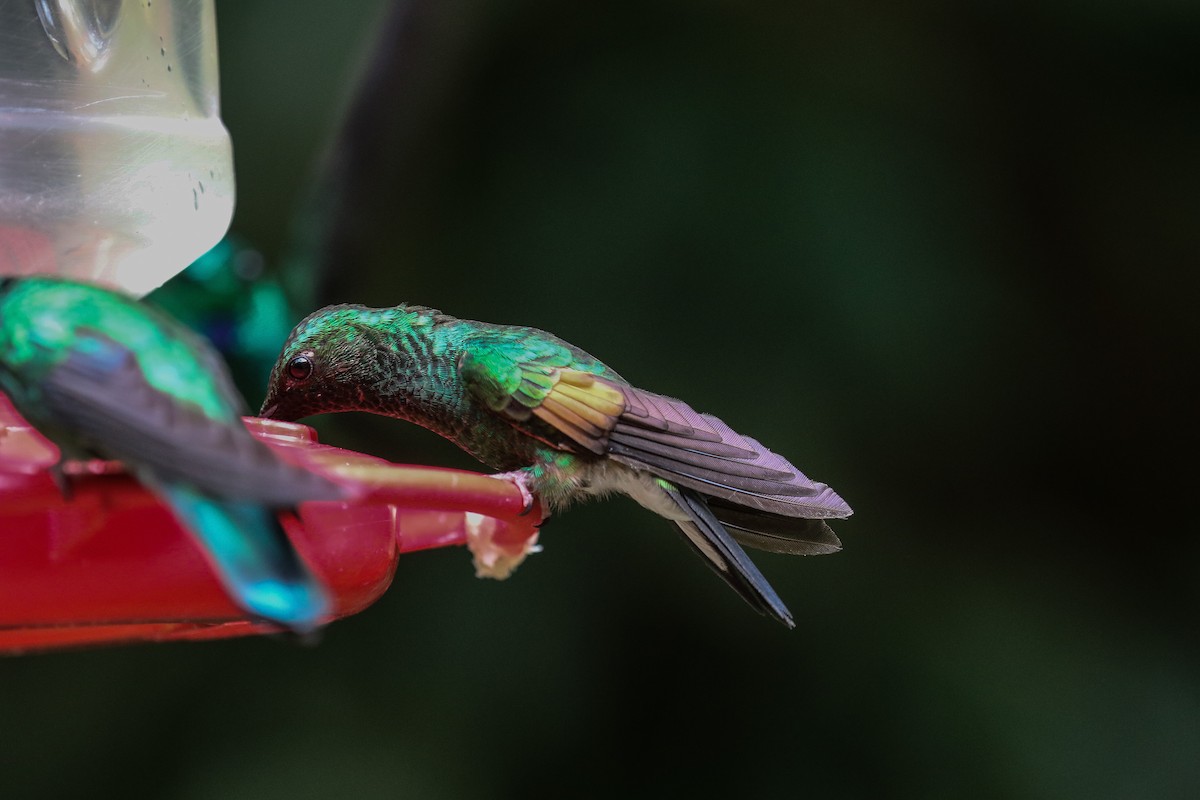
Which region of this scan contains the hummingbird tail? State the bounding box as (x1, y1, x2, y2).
(159, 484, 332, 633)
(708, 499, 843, 555)
(662, 483, 795, 629)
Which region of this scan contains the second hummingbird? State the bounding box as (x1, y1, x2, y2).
(0, 277, 346, 633)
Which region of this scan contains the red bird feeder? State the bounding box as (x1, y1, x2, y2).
(0, 393, 541, 653)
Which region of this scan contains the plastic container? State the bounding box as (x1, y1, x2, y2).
(0, 0, 234, 296)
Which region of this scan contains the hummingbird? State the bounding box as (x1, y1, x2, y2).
(0, 276, 347, 633)
(260, 303, 852, 628)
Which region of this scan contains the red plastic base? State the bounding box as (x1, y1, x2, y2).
(0, 394, 540, 653)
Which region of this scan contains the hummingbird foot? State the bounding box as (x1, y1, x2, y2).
(489, 469, 537, 516)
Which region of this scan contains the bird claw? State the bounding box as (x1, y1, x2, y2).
(490, 469, 538, 517)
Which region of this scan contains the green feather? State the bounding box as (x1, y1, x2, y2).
(0, 277, 237, 422)
(261, 302, 852, 629)
(0, 277, 335, 632)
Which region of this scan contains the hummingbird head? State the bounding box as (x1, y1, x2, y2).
(259, 303, 439, 422)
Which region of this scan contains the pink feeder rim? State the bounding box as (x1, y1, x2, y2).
(0, 393, 541, 653)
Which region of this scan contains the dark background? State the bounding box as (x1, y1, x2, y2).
(3, 1, 1198, 797)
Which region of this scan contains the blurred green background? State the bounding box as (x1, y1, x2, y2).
(3, 1, 1198, 797)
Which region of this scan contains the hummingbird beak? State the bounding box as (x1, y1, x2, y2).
(260, 392, 310, 422)
(259, 389, 294, 420)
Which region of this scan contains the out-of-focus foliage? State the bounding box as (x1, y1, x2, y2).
(1, 2, 1196, 799)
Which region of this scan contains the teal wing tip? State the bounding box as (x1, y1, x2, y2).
(238, 578, 333, 634)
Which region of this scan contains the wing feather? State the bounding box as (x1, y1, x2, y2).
(41, 338, 346, 507)
(459, 332, 625, 454)
(608, 385, 852, 521)
(544, 390, 614, 431)
(456, 331, 850, 554)
(532, 406, 606, 455)
(458, 333, 850, 528)
(539, 396, 605, 437)
(554, 378, 625, 416)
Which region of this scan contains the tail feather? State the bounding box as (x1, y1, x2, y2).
(159, 483, 331, 633)
(662, 484, 795, 628)
(709, 499, 843, 556)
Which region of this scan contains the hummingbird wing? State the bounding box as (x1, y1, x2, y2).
(167, 309, 250, 416)
(38, 333, 346, 507)
(608, 386, 852, 521)
(37, 333, 342, 631)
(459, 333, 622, 456)
(460, 335, 849, 519)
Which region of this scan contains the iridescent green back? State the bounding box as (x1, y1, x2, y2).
(0, 277, 239, 423)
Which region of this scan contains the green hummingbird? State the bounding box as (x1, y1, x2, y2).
(260, 303, 852, 628)
(0, 276, 346, 633)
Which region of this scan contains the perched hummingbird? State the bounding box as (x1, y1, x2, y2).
(0, 277, 346, 633)
(260, 303, 852, 628)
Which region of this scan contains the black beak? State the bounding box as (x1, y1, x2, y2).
(259, 393, 297, 421)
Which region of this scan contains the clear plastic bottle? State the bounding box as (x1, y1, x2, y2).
(0, 0, 234, 296)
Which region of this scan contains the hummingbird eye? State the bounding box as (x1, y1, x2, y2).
(286, 354, 314, 382)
